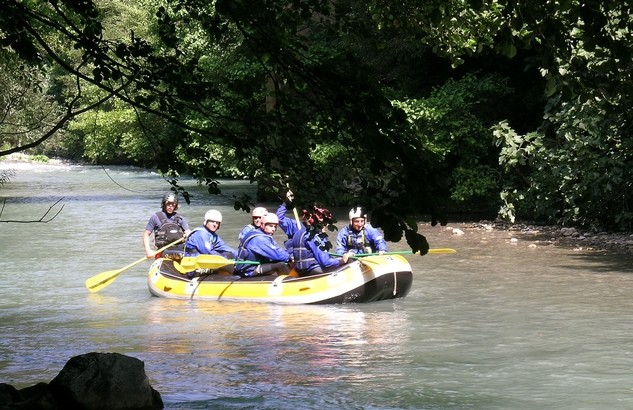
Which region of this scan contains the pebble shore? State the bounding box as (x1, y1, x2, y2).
(455, 221, 633, 255)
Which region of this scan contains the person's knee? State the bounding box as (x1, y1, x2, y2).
(218, 265, 235, 275)
(271, 262, 290, 275)
(249, 262, 289, 276)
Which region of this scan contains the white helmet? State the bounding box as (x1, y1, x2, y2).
(204, 209, 222, 223)
(261, 213, 279, 225)
(349, 206, 367, 223)
(252, 207, 268, 217)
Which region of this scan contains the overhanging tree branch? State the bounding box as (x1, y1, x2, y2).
(0, 197, 64, 223)
(0, 79, 120, 157)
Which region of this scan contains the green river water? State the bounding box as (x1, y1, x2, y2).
(1, 161, 633, 409)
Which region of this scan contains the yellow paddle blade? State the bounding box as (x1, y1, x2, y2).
(174, 255, 234, 273)
(85, 268, 126, 293)
(85, 238, 184, 293)
(85, 256, 148, 292)
(427, 248, 457, 254)
(173, 255, 261, 273)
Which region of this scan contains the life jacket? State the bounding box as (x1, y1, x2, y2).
(292, 229, 318, 272)
(154, 212, 185, 249)
(236, 231, 266, 260)
(236, 229, 289, 275)
(184, 227, 219, 256)
(347, 227, 371, 253)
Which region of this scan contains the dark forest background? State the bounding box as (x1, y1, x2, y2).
(1, 0, 632, 250)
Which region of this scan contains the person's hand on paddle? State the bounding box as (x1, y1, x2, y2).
(342, 250, 354, 264)
(286, 190, 294, 202)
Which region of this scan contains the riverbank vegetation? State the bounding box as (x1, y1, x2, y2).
(1, 1, 632, 252)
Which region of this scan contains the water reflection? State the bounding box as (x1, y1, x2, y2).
(138, 299, 414, 395)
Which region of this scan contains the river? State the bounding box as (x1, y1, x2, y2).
(1, 161, 632, 409)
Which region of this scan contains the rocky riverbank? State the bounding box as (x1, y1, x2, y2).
(453, 221, 633, 255)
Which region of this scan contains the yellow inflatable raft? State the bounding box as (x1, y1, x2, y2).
(147, 254, 413, 304)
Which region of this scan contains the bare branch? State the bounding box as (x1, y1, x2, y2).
(0, 169, 16, 185)
(0, 197, 64, 223)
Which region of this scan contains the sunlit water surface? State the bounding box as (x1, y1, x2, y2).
(1, 162, 633, 409)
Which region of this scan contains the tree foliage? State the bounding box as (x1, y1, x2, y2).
(1, 0, 632, 241)
(491, 1, 633, 229)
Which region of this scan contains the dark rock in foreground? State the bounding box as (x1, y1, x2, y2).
(0, 352, 163, 410)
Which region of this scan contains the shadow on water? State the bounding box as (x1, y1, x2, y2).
(479, 226, 633, 274)
(558, 251, 633, 274)
(511, 230, 633, 274)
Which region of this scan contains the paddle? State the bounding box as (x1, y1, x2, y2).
(85, 238, 184, 293)
(286, 187, 301, 229)
(292, 207, 301, 230)
(329, 248, 457, 258)
(173, 255, 260, 273)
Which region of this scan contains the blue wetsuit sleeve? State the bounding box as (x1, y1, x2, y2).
(279, 218, 297, 238)
(145, 214, 160, 232)
(276, 203, 298, 238)
(275, 203, 287, 218)
(184, 231, 206, 256)
(366, 226, 388, 251)
(309, 236, 341, 268)
(213, 236, 236, 255)
(335, 227, 348, 254)
(180, 218, 190, 231)
(250, 236, 290, 262)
